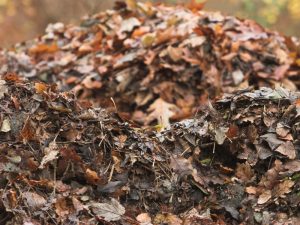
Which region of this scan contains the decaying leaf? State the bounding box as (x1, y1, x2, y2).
(20, 118, 36, 142)
(236, 163, 254, 183)
(22, 192, 46, 209)
(39, 142, 59, 169)
(215, 126, 229, 145)
(91, 198, 125, 222)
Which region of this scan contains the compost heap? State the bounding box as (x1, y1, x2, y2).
(1, 1, 300, 225)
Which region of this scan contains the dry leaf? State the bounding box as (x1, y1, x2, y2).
(1, 118, 11, 132)
(22, 192, 46, 209)
(85, 168, 100, 184)
(215, 127, 229, 145)
(275, 142, 296, 159)
(273, 180, 294, 198)
(236, 163, 254, 183)
(136, 213, 152, 225)
(91, 198, 125, 222)
(146, 98, 178, 129)
(257, 190, 272, 205)
(29, 43, 58, 55)
(39, 142, 59, 169)
(35, 82, 47, 94)
(0, 80, 8, 99)
(20, 119, 36, 142)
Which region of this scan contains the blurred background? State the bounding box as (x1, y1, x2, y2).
(0, 0, 299, 47)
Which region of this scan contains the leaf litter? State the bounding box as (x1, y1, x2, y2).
(0, 1, 300, 224)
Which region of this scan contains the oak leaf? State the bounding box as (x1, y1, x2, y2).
(146, 98, 178, 129)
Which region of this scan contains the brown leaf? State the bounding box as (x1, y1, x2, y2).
(22, 192, 46, 209)
(126, 0, 137, 11)
(276, 123, 290, 138)
(55, 197, 70, 218)
(170, 156, 204, 186)
(167, 46, 183, 62)
(283, 160, 300, 174)
(85, 168, 100, 185)
(35, 82, 48, 94)
(29, 43, 58, 55)
(275, 141, 296, 159)
(236, 163, 254, 183)
(226, 124, 239, 139)
(20, 118, 36, 142)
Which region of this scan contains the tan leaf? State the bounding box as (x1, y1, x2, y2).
(85, 168, 100, 185)
(126, 0, 137, 10)
(273, 180, 294, 198)
(283, 160, 300, 173)
(276, 123, 290, 138)
(1, 118, 11, 132)
(154, 213, 182, 225)
(39, 142, 59, 169)
(55, 197, 70, 218)
(0, 80, 8, 99)
(146, 98, 178, 129)
(275, 142, 296, 159)
(236, 163, 254, 183)
(167, 46, 182, 62)
(136, 213, 152, 225)
(245, 186, 257, 195)
(91, 198, 125, 222)
(257, 190, 272, 205)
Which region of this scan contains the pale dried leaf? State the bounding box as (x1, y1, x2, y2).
(136, 213, 152, 225)
(0, 80, 8, 99)
(91, 198, 125, 222)
(146, 98, 178, 129)
(257, 190, 272, 204)
(23, 192, 46, 209)
(1, 118, 11, 132)
(39, 142, 59, 169)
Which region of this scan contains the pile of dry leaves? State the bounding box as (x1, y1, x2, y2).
(0, 1, 300, 224)
(1, 1, 300, 127)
